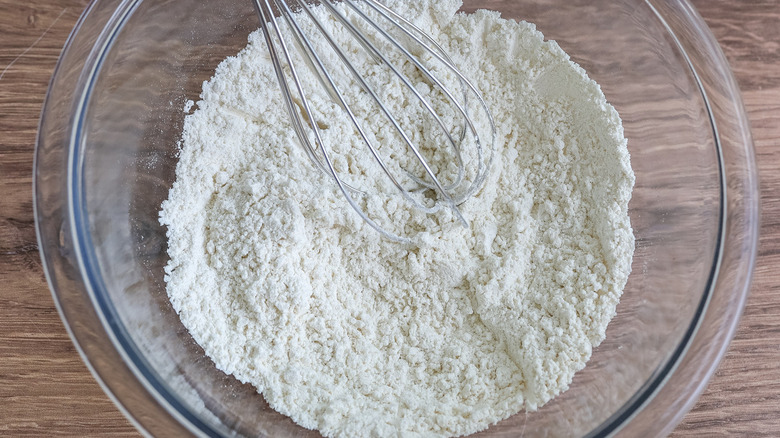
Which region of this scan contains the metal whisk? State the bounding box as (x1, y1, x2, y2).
(251, 0, 495, 242)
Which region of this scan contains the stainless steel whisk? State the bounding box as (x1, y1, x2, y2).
(251, 0, 495, 242)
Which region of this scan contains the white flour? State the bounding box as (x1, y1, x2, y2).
(160, 1, 634, 437)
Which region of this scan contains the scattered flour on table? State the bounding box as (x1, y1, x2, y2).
(159, 1, 635, 437)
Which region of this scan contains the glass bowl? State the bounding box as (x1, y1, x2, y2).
(34, 0, 759, 436)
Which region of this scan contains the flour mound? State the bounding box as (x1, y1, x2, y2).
(160, 1, 635, 437)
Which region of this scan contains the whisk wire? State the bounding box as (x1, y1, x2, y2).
(290, 0, 450, 218)
(275, 0, 407, 198)
(319, 0, 468, 192)
(340, 0, 472, 190)
(251, 0, 495, 242)
(363, 0, 495, 130)
(356, 0, 496, 200)
(255, 0, 418, 243)
(294, 0, 464, 219)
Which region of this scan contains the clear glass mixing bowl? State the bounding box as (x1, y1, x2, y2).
(34, 0, 759, 436)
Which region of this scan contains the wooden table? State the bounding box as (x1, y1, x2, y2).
(1, 1, 778, 436)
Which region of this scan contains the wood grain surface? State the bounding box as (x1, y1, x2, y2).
(1, 1, 778, 436)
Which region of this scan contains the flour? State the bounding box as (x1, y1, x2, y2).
(159, 1, 635, 437)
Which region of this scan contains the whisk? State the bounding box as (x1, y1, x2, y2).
(251, 0, 495, 242)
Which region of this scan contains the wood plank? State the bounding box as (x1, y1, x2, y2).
(670, 0, 780, 434)
(0, 1, 137, 436)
